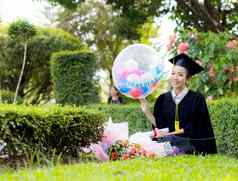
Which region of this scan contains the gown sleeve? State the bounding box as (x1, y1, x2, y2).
(118, 96, 123, 104)
(153, 95, 168, 129)
(191, 93, 217, 154)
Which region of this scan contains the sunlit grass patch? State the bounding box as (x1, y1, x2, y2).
(1, 155, 238, 181)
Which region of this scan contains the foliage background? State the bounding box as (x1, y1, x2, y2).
(0, 26, 84, 104)
(170, 30, 238, 98)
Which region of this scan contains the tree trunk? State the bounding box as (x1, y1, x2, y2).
(14, 43, 27, 104)
(177, 0, 224, 32)
(107, 68, 113, 87)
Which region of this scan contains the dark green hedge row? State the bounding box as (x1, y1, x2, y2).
(0, 90, 23, 104)
(87, 98, 238, 157)
(50, 50, 100, 106)
(0, 104, 104, 163)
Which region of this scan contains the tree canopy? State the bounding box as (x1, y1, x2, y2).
(106, 0, 238, 35)
(40, 0, 83, 9)
(0, 26, 84, 104)
(56, 0, 133, 85)
(43, 0, 238, 37)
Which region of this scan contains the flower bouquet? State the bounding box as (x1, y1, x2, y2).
(108, 140, 157, 161)
(84, 119, 182, 161)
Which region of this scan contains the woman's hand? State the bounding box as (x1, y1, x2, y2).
(153, 128, 168, 139)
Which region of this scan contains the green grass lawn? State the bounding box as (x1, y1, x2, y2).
(0, 155, 238, 181)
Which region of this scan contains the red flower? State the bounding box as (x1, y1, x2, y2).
(122, 153, 129, 160)
(111, 150, 118, 161)
(177, 42, 189, 54)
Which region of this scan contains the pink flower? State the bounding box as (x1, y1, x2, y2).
(228, 66, 235, 73)
(223, 65, 230, 73)
(236, 65, 238, 71)
(177, 42, 189, 54)
(226, 40, 237, 49)
(81, 146, 91, 153)
(208, 64, 216, 82)
(128, 146, 136, 155)
(166, 33, 176, 51)
(139, 147, 146, 156)
(233, 77, 238, 82)
(101, 134, 113, 145)
(188, 32, 194, 37)
(207, 96, 214, 100)
(228, 76, 238, 82)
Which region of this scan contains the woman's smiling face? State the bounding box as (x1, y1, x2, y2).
(169, 65, 189, 90)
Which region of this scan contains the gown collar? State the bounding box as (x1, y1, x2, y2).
(171, 87, 189, 104)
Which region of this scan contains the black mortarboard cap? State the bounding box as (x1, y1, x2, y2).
(169, 53, 204, 76)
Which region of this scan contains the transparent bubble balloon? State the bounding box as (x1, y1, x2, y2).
(112, 43, 165, 99)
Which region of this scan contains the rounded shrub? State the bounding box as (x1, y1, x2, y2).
(51, 50, 99, 105)
(8, 19, 36, 42)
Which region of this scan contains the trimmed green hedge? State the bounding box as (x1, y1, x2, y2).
(51, 50, 99, 106)
(87, 98, 238, 157)
(86, 103, 151, 134)
(0, 104, 105, 164)
(0, 97, 237, 166)
(209, 98, 238, 157)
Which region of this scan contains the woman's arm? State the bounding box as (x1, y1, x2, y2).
(139, 98, 156, 126)
(140, 98, 169, 137)
(153, 128, 184, 139)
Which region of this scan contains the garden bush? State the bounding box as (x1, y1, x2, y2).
(0, 97, 237, 167)
(209, 97, 238, 157)
(0, 104, 105, 165)
(0, 90, 23, 104)
(51, 50, 99, 106)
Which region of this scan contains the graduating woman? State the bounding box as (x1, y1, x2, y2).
(140, 53, 217, 154)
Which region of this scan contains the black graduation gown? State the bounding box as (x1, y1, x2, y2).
(107, 96, 123, 104)
(154, 90, 217, 154)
